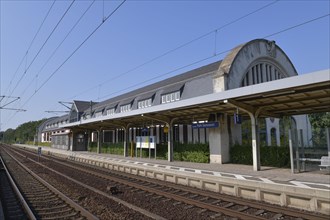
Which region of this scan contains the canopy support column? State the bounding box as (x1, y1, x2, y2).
(97, 128, 103, 154)
(141, 114, 177, 162)
(224, 99, 263, 171)
(167, 120, 174, 162)
(249, 113, 260, 171)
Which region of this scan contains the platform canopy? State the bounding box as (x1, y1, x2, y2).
(61, 69, 329, 130)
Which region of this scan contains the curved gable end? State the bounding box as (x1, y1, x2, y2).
(214, 39, 298, 91)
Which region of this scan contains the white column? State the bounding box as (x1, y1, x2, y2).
(250, 114, 260, 171)
(123, 128, 127, 157)
(167, 123, 173, 162)
(97, 130, 102, 154)
(326, 128, 330, 157)
(179, 125, 184, 143)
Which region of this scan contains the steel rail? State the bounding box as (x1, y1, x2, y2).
(49, 160, 267, 220)
(2, 148, 99, 220)
(0, 155, 36, 220)
(17, 150, 265, 220)
(11, 146, 330, 220)
(49, 154, 329, 220)
(6, 147, 167, 220)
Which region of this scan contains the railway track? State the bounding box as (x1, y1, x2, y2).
(0, 147, 99, 220)
(5, 145, 329, 220)
(0, 145, 165, 220)
(0, 155, 31, 220)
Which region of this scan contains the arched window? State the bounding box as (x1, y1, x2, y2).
(241, 62, 285, 87)
(270, 128, 277, 146)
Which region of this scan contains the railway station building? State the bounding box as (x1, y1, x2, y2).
(38, 39, 330, 171)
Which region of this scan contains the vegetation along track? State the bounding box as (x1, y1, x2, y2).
(3, 144, 330, 220)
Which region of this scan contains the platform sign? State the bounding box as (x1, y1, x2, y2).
(37, 147, 42, 156)
(37, 147, 42, 162)
(136, 136, 155, 149)
(234, 113, 242, 124)
(192, 122, 219, 129)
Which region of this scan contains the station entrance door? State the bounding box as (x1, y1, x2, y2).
(74, 133, 88, 151)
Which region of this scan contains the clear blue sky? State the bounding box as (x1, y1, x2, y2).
(0, 0, 329, 131)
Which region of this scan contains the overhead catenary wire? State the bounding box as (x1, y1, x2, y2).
(263, 13, 330, 39)
(18, 0, 96, 99)
(2, 6, 329, 129)
(3, 0, 127, 126)
(7, 0, 75, 99)
(95, 13, 330, 102)
(67, 0, 280, 100)
(2, 0, 56, 100)
(29, 0, 126, 99)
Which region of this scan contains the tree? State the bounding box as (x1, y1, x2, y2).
(308, 112, 330, 148)
(2, 128, 15, 143)
(1, 119, 46, 144)
(309, 112, 330, 128)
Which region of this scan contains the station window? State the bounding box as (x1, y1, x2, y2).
(120, 104, 131, 113)
(161, 91, 180, 104)
(106, 108, 115, 115)
(138, 98, 152, 109)
(83, 114, 91, 120)
(95, 111, 103, 117)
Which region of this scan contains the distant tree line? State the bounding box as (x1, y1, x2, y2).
(0, 119, 46, 144)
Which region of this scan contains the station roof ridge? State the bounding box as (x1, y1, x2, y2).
(85, 59, 222, 111)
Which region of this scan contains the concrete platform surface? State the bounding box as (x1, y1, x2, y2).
(9, 144, 330, 214)
(15, 144, 330, 190)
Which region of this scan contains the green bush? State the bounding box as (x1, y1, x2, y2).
(182, 151, 209, 163)
(25, 141, 51, 147)
(89, 141, 210, 163)
(88, 142, 97, 152)
(162, 142, 209, 163)
(173, 152, 182, 161)
(36, 142, 51, 147)
(101, 142, 124, 155)
(230, 144, 290, 167)
(155, 144, 168, 159)
(230, 144, 252, 165)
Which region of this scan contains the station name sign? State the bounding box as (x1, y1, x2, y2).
(192, 121, 219, 129)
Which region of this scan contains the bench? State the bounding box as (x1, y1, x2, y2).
(319, 156, 330, 170)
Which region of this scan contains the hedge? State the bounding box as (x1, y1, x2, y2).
(158, 142, 210, 163)
(230, 144, 290, 168)
(88, 142, 210, 163)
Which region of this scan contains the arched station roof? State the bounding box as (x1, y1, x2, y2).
(38, 39, 329, 131)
